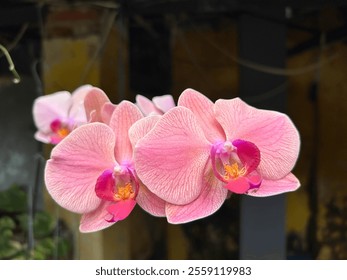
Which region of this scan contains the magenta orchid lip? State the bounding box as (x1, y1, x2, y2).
(210, 139, 262, 194)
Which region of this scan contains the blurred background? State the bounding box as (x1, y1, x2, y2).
(0, 0, 347, 260)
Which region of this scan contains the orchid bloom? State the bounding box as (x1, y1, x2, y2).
(33, 85, 92, 144)
(136, 94, 175, 116)
(134, 88, 301, 224)
(83, 86, 116, 124)
(45, 101, 165, 232)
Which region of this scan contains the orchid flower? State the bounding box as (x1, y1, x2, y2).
(136, 94, 175, 116)
(45, 101, 165, 232)
(33, 85, 92, 144)
(83, 86, 116, 124)
(134, 88, 301, 224)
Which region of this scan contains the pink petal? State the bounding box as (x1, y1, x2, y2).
(136, 95, 162, 116)
(106, 199, 136, 222)
(178, 88, 225, 142)
(33, 91, 71, 133)
(34, 131, 51, 144)
(215, 98, 300, 180)
(84, 87, 110, 122)
(95, 169, 116, 201)
(109, 101, 143, 162)
(247, 172, 300, 197)
(79, 200, 115, 233)
(224, 177, 251, 194)
(247, 173, 262, 189)
(101, 102, 117, 124)
(128, 115, 161, 148)
(152, 94, 175, 113)
(89, 110, 97, 122)
(136, 183, 166, 217)
(45, 123, 116, 213)
(166, 174, 227, 224)
(69, 85, 93, 125)
(71, 84, 92, 104)
(134, 107, 210, 205)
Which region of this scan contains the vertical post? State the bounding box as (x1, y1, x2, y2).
(238, 13, 288, 259)
(129, 16, 172, 96)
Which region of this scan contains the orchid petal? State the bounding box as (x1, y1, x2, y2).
(134, 107, 210, 205)
(84, 87, 110, 122)
(166, 174, 227, 224)
(178, 88, 225, 142)
(79, 201, 114, 233)
(89, 110, 97, 122)
(152, 94, 175, 113)
(224, 177, 250, 194)
(101, 102, 117, 124)
(109, 101, 143, 162)
(34, 131, 52, 144)
(215, 98, 300, 180)
(33, 91, 71, 133)
(247, 172, 300, 197)
(247, 173, 262, 189)
(69, 84, 92, 125)
(136, 183, 166, 217)
(136, 94, 162, 115)
(45, 123, 116, 213)
(106, 199, 136, 222)
(128, 115, 161, 148)
(71, 84, 92, 103)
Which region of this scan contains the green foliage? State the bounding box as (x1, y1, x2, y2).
(0, 216, 22, 259)
(0, 185, 72, 260)
(17, 211, 56, 239)
(0, 184, 27, 213)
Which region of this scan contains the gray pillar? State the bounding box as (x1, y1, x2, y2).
(238, 13, 288, 259)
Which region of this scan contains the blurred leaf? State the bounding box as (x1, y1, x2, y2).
(0, 217, 17, 259)
(0, 185, 27, 213)
(56, 238, 71, 259)
(0, 217, 15, 246)
(0, 245, 19, 259)
(0, 240, 23, 260)
(33, 238, 55, 260)
(18, 211, 56, 239)
(0, 216, 16, 231)
(12, 253, 26, 260)
(1, 228, 13, 240)
(31, 250, 46, 260)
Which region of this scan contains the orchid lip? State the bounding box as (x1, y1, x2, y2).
(210, 139, 262, 194)
(96, 164, 139, 201)
(49, 118, 72, 144)
(95, 164, 139, 223)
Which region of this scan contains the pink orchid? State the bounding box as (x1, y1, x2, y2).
(134, 88, 301, 224)
(45, 101, 165, 232)
(33, 85, 92, 144)
(83, 86, 116, 124)
(135, 94, 175, 116)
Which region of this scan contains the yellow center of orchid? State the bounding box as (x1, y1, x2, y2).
(114, 182, 135, 201)
(57, 127, 70, 138)
(223, 163, 246, 181)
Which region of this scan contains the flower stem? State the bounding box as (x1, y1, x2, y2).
(0, 44, 21, 84)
